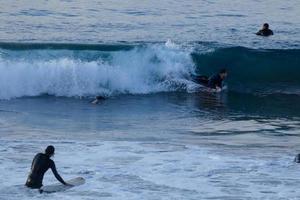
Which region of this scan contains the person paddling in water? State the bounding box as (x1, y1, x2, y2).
(256, 23, 274, 37)
(208, 68, 228, 91)
(91, 95, 106, 104)
(25, 145, 71, 189)
(193, 68, 228, 91)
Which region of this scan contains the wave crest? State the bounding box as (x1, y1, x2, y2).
(0, 43, 194, 99)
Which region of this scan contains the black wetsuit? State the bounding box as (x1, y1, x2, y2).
(192, 75, 209, 85)
(25, 153, 66, 189)
(295, 154, 300, 163)
(256, 29, 273, 36)
(208, 74, 223, 89)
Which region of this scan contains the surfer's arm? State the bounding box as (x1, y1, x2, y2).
(256, 30, 262, 35)
(50, 161, 67, 185)
(215, 86, 222, 92)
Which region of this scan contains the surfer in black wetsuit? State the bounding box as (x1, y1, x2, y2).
(91, 95, 106, 104)
(192, 68, 227, 91)
(256, 23, 274, 36)
(25, 145, 70, 189)
(207, 68, 228, 90)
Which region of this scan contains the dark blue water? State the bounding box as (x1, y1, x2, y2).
(1, 0, 300, 48)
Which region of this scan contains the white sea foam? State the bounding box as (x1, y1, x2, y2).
(0, 43, 195, 99)
(0, 139, 299, 200)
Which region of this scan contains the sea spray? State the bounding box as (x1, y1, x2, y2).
(0, 42, 299, 99)
(0, 42, 194, 99)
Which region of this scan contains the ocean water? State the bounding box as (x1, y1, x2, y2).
(0, 0, 300, 199)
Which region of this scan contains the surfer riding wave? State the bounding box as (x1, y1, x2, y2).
(192, 68, 228, 92)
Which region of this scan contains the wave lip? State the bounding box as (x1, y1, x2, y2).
(0, 42, 194, 99)
(0, 42, 136, 51)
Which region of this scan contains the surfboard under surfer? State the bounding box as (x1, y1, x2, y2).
(25, 145, 71, 189)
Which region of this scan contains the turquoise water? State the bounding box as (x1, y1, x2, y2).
(0, 1, 300, 199)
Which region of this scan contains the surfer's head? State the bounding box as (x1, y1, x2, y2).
(219, 68, 228, 79)
(263, 23, 269, 30)
(45, 145, 55, 157)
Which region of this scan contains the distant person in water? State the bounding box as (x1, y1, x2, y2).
(25, 145, 70, 189)
(91, 95, 106, 104)
(256, 23, 273, 36)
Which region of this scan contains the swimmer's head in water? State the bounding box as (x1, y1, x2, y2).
(263, 23, 269, 29)
(219, 68, 228, 79)
(45, 145, 55, 157)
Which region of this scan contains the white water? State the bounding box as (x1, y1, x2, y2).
(0, 42, 195, 99)
(0, 139, 299, 200)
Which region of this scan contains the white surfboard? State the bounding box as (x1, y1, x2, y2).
(39, 177, 85, 193)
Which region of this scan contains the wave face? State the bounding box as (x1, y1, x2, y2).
(0, 42, 299, 99)
(192, 47, 300, 95)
